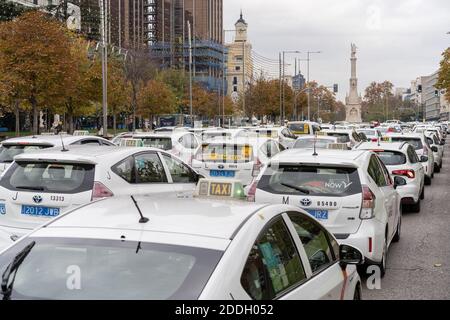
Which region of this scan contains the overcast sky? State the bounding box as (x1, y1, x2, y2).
(223, 0, 450, 102)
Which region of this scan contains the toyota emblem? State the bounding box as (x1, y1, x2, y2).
(33, 195, 43, 204)
(300, 198, 312, 207)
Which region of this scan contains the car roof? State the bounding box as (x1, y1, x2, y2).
(270, 149, 368, 165)
(296, 135, 337, 141)
(13, 145, 160, 163)
(386, 132, 424, 139)
(1, 135, 106, 146)
(355, 142, 407, 152)
(202, 137, 271, 145)
(39, 196, 269, 243)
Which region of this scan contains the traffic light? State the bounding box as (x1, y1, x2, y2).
(333, 84, 338, 93)
(435, 90, 439, 97)
(417, 85, 422, 93)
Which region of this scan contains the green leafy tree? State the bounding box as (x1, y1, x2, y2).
(437, 48, 450, 103)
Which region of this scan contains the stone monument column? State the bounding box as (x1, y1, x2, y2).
(345, 43, 362, 123)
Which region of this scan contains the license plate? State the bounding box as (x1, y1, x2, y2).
(21, 205, 60, 217)
(306, 209, 329, 220)
(210, 170, 235, 178)
(0, 204, 5, 215)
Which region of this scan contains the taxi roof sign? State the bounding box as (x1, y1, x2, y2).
(195, 179, 246, 200)
(327, 143, 349, 150)
(73, 130, 90, 136)
(119, 138, 144, 147)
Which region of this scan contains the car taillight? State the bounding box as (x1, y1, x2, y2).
(252, 158, 262, 177)
(371, 138, 378, 142)
(392, 169, 415, 179)
(247, 179, 259, 202)
(388, 127, 395, 132)
(92, 182, 114, 201)
(360, 185, 376, 219)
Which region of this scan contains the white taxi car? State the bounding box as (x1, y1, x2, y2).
(385, 133, 435, 185)
(0, 180, 363, 300)
(133, 131, 200, 166)
(0, 135, 114, 174)
(247, 127, 297, 149)
(293, 136, 347, 150)
(287, 121, 322, 137)
(355, 142, 425, 212)
(424, 131, 444, 173)
(192, 137, 285, 186)
(0, 146, 201, 238)
(320, 129, 363, 149)
(249, 149, 402, 276)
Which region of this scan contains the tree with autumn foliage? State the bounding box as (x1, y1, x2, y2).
(137, 80, 177, 119)
(437, 48, 450, 103)
(0, 11, 73, 135)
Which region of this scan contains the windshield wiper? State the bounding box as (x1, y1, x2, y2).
(280, 183, 310, 195)
(1, 241, 36, 300)
(15, 186, 45, 191)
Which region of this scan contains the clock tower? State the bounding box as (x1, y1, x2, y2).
(235, 11, 248, 42)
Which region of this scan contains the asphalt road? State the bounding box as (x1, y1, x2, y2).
(363, 139, 450, 300)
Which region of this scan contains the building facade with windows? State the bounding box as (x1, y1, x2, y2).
(423, 71, 441, 121)
(225, 13, 253, 101)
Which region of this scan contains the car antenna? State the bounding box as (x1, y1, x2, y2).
(131, 196, 149, 223)
(313, 133, 318, 156)
(60, 133, 69, 152)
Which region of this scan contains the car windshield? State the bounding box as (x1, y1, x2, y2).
(293, 138, 335, 149)
(288, 123, 310, 134)
(0, 238, 222, 300)
(196, 143, 253, 163)
(258, 165, 362, 197)
(0, 161, 95, 193)
(373, 151, 407, 166)
(140, 137, 173, 150)
(391, 138, 423, 150)
(0, 144, 51, 163)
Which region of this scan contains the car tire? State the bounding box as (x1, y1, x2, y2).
(377, 237, 387, 278)
(420, 187, 425, 200)
(434, 164, 441, 173)
(425, 175, 432, 185)
(409, 200, 421, 213)
(353, 284, 362, 300)
(393, 209, 402, 242)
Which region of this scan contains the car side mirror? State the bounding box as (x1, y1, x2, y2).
(339, 244, 364, 268)
(394, 176, 407, 189)
(441, 140, 445, 146)
(420, 155, 428, 163)
(431, 146, 438, 152)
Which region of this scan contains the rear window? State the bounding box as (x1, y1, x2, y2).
(0, 161, 95, 194)
(202, 132, 230, 140)
(0, 144, 52, 163)
(196, 144, 253, 163)
(0, 237, 222, 300)
(391, 138, 423, 150)
(141, 137, 173, 150)
(358, 130, 376, 137)
(258, 165, 362, 197)
(293, 139, 334, 149)
(288, 123, 310, 134)
(324, 133, 350, 143)
(373, 151, 407, 166)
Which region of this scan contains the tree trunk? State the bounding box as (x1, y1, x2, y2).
(68, 113, 74, 135)
(31, 97, 38, 136)
(113, 113, 117, 135)
(14, 101, 20, 137)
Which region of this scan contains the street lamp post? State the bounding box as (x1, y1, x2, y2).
(306, 51, 322, 121)
(100, 0, 108, 137)
(280, 50, 301, 125)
